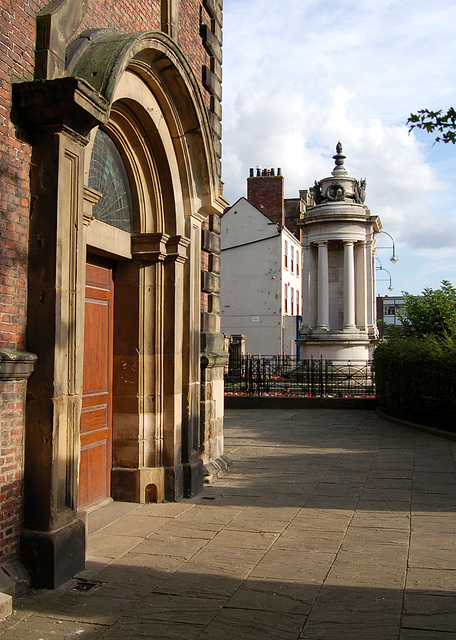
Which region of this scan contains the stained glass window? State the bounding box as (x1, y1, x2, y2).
(88, 129, 134, 233)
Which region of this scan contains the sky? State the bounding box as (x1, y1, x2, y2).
(220, 0, 456, 296)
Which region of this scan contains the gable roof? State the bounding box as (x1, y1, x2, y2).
(224, 196, 281, 226)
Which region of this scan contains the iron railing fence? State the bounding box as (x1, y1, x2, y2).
(225, 355, 375, 397)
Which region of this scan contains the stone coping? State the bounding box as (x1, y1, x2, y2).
(224, 395, 376, 410)
(0, 349, 37, 381)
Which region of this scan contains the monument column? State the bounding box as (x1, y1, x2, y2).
(302, 242, 311, 329)
(355, 241, 368, 331)
(343, 241, 356, 329)
(317, 241, 329, 329)
(366, 240, 375, 330)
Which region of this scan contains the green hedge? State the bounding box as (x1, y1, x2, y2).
(373, 334, 456, 431)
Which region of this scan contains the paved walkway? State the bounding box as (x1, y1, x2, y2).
(2, 408, 456, 639)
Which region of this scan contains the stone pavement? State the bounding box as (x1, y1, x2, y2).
(2, 408, 456, 639)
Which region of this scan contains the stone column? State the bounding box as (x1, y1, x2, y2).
(182, 217, 204, 497)
(14, 77, 108, 589)
(366, 240, 375, 332)
(110, 233, 169, 505)
(355, 241, 368, 331)
(343, 241, 356, 329)
(200, 213, 229, 480)
(21, 129, 87, 588)
(163, 235, 191, 501)
(317, 242, 329, 329)
(302, 242, 311, 329)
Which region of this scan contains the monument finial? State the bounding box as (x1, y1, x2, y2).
(332, 142, 347, 177)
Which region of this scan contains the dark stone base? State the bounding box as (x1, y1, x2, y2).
(111, 467, 138, 503)
(20, 519, 85, 589)
(164, 463, 184, 502)
(182, 458, 204, 498)
(111, 467, 165, 503)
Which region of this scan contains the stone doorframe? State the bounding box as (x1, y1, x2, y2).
(14, 30, 226, 588)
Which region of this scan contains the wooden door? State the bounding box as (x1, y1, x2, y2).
(79, 259, 114, 509)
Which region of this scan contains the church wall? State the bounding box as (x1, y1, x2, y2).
(0, 0, 43, 351)
(0, 1, 44, 574)
(0, 0, 226, 585)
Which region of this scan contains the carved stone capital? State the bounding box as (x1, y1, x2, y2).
(12, 77, 109, 142)
(83, 186, 101, 226)
(131, 233, 170, 262)
(166, 235, 191, 263)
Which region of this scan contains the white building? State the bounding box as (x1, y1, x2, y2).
(220, 194, 303, 355)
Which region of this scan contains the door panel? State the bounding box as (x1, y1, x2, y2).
(79, 260, 114, 509)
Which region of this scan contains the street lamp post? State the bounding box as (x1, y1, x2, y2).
(377, 230, 398, 264)
(376, 265, 394, 291)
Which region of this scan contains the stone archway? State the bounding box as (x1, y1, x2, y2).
(81, 55, 211, 503)
(15, 29, 226, 588)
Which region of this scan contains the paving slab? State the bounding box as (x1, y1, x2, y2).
(225, 578, 316, 615)
(0, 615, 107, 639)
(4, 408, 456, 639)
(32, 589, 135, 625)
(100, 514, 172, 537)
(101, 617, 204, 639)
(198, 607, 306, 640)
(402, 591, 456, 633)
(0, 595, 11, 622)
(87, 532, 144, 559)
(125, 592, 226, 625)
(155, 563, 245, 599)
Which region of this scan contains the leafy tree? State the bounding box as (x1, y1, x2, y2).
(375, 281, 456, 429)
(396, 280, 456, 339)
(407, 108, 456, 144)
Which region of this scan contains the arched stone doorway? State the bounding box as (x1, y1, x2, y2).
(16, 30, 226, 587)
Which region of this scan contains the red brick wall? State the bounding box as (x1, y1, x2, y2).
(180, 0, 212, 108)
(77, 1, 160, 37)
(0, 1, 44, 350)
(77, 0, 212, 108)
(0, 380, 26, 562)
(247, 171, 285, 227)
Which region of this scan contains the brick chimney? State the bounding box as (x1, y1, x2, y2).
(247, 167, 284, 227)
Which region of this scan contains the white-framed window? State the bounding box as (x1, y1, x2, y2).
(296, 290, 300, 316)
(290, 246, 294, 273)
(291, 287, 294, 315)
(284, 283, 288, 313)
(284, 241, 288, 269)
(296, 252, 300, 277)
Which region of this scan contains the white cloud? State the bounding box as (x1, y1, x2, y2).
(221, 0, 456, 293)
